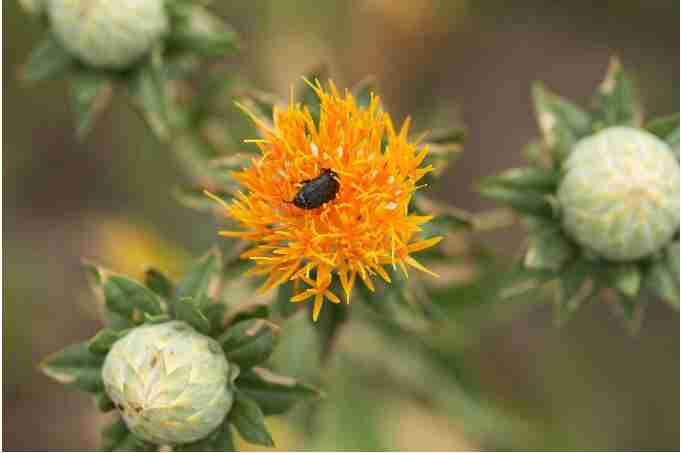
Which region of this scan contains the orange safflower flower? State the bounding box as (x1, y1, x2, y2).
(210, 80, 442, 320)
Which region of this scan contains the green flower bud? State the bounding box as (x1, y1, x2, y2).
(558, 126, 680, 261)
(47, 0, 169, 69)
(102, 321, 236, 445)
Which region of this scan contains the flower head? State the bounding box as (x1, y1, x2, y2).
(48, 0, 169, 69)
(213, 80, 442, 320)
(558, 126, 679, 261)
(102, 321, 236, 445)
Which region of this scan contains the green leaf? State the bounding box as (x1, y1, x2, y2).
(95, 392, 115, 412)
(554, 259, 597, 324)
(129, 53, 170, 140)
(593, 57, 638, 128)
(609, 291, 647, 332)
(273, 282, 299, 318)
(144, 267, 174, 299)
(168, 4, 239, 57)
(666, 241, 680, 279)
(232, 304, 271, 324)
(238, 91, 279, 125)
(218, 319, 277, 369)
(608, 264, 642, 298)
(644, 259, 679, 310)
(495, 263, 556, 301)
(478, 184, 553, 218)
(82, 261, 133, 329)
(104, 275, 164, 322)
(645, 113, 679, 146)
(40, 342, 104, 393)
(175, 186, 231, 213)
(483, 167, 559, 193)
(102, 418, 154, 451)
(422, 127, 465, 176)
(174, 297, 211, 334)
(523, 141, 552, 167)
(143, 313, 172, 324)
(228, 391, 275, 447)
(87, 328, 127, 355)
(22, 34, 74, 81)
(524, 226, 574, 271)
(237, 367, 321, 415)
(201, 298, 228, 335)
(175, 249, 221, 301)
(175, 424, 235, 451)
(414, 195, 473, 230)
(532, 81, 592, 162)
(70, 68, 112, 138)
(351, 75, 376, 108)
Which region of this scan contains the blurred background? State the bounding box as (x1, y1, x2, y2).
(4, 0, 679, 450)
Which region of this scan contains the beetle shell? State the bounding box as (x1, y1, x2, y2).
(292, 169, 340, 209)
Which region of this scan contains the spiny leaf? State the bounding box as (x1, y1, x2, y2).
(524, 226, 575, 271)
(82, 261, 133, 329)
(144, 267, 174, 299)
(426, 127, 466, 145)
(87, 328, 128, 355)
(532, 81, 592, 162)
(237, 367, 321, 415)
(482, 167, 559, 193)
(40, 342, 104, 393)
(168, 4, 239, 57)
(593, 57, 638, 128)
(22, 34, 74, 81)
(413, 195, 473, 230)
(228, 391, 275, 447)
(274, 282, 299, 318)
(103, 275, 164, 322)
(175, 249, 221, 301)
(175, 186, 232, 213)
(129, 52, 170, 140)
(95, 392, 115, 412)
(231, 304, 271, 324)
(608, 264, 642, 298)
(102, 418, 154, 451)
(175, 424, 235, 451)
(174, 297, 211, 334)
(665, 241, 680, 279)
(200, 297, 228, 336)
(478, 184, 554, 218)
(644, 259, 679, 310)
(554, 258, 597, 325)
(70, 68, 112, 138)
(645, 113, 679, 155)
(218, 319, 277, 369)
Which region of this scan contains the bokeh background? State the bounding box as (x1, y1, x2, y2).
(4, 0, 679, 450)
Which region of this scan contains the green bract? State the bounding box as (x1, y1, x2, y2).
(558, 126, 680, 261)
(47, 0, 169, 69)
(102, 321, 235, 444)
(41, 253, 319, 450)
(481, 59, 680, 326)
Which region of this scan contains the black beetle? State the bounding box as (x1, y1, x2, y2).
(291, 168, 340, 209)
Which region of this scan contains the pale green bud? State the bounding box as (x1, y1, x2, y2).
(102, 321, 236, 445)
(47, 0, 169, 69)
(558, 126, 680, 261)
